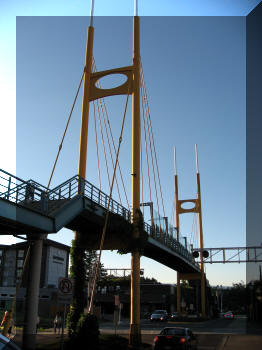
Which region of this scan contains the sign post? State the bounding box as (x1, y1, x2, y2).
(114, 295, 120, 334)
(58, 277, 73, 350)
(118, 303, 123, 325)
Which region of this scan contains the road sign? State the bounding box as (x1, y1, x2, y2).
(115, 295, 119, 306)
(58, 277, 73, 305)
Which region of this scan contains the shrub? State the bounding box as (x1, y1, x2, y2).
(99, 334, 128, 350)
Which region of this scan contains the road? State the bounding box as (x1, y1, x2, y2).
(12, 317, 262, 349)
(101, 315, 252, 334)
(100, 316, 262, 349)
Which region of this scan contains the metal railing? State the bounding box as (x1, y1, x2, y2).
(0, 169, 198, 268)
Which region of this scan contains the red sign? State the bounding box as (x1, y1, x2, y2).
(115, 295, 119, 306)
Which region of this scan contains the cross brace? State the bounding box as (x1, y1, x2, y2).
(193, 246, 262, 263)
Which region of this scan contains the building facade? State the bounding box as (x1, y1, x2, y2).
(0, 239, 70, 324)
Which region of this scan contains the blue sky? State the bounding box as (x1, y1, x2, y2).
(1, 0, 261, 286)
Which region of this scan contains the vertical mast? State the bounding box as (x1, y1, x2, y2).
(74, 0, 94, 321)
(129, 0, 141, 345)
(174, 147, 179, 240)
(195, 144, 206, 318)
(174, 147, 181, 317)
(90, 0, 95, 27)
(78, 5, 94, 182)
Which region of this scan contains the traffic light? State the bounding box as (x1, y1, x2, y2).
(202, 250, 209, 258)
(192, 250, 209, 258)
(193, 251, 199, 258)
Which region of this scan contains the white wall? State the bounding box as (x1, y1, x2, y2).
(46, 246, 67, 287)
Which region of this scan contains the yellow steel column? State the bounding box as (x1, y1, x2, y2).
(177, 272, 181, 316)
(74, 24, 94, 319)
(174, 175, 180, 241)
(75, 25, 94, 244)
(129, 15, 141, 346)
(78, 25, 94, 181)
(174, 174, 181, 316)
(197, 172, 206, 318)
(174, 148, 181, 317)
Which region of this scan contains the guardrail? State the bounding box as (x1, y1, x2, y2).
(0, 169, 198, 268)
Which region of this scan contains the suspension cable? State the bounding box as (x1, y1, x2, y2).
(140, 82, 152, 204)
(189, 214, 196, 247)
(140, 70, 162, 235)
(47, 69, 85, 189)
(98, 97, 123, 206)
(96, 98, 111, 187)
(93, 101, 101, 190)
(140, 63, 166, 218)
(140, 141, 144, 217)
(88, 90, 130, 314)
(92, 58, 130, 210)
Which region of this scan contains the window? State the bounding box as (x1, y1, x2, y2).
(161, 328, 186, 336)
(53, 255, 64, 262)
(0, 250, 3, 256)
(17, 260, 23, 268)
(17, 250, 24, 258)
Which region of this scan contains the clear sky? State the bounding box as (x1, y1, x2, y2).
(1, 0, 261, 286)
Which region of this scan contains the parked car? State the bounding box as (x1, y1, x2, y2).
(170, 312, 179, 320)
(150, 310, 169, 322)
(224, 311, 234, 319)
(0, 333, 21, 350)
(153, 327, 198, 349)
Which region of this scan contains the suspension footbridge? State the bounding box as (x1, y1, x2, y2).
(1, 4, 208, 349)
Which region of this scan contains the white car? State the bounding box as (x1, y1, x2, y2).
(150, 310, 169, 322)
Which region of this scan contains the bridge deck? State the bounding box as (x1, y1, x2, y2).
(0, 169, 200, 274)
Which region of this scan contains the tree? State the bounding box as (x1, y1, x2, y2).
(217, 281, 247, 313)
(84, 250, 107, 284)
(67, 237, 86, 338)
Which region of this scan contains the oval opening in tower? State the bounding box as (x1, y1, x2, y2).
(181, 201, 195, 210)
(96, 73, 127, 90)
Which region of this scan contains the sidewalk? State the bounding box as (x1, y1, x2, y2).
(221, 334, 262, 350)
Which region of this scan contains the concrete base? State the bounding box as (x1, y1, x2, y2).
(129, 323, 141, 346)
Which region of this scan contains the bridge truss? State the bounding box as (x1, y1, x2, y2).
(193, 246, 262, 263)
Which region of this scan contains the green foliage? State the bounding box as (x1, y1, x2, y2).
(181, 280, 191, 288)
(118, 209, 148, 255)
(99, 334, 128, 350)
(84, 249, 107, 284)
(66, 313, 100, 349)
(67, 237, 86, 338)
(99, 275, 160, 288)
(66, 306, 79, 339)
(76, 313, 100, 348)
(215, 282, 247, 313)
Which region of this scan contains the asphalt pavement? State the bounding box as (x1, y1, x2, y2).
(100, 316, 262, 349)
(12, 316, 262, 349)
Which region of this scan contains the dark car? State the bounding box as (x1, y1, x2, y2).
(170, 312, 179, 320)
(223, 311, 234, 319)
(153, 327, 198, 350)
(0, 334, 21, 350)
(150, 310, 169, 322)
